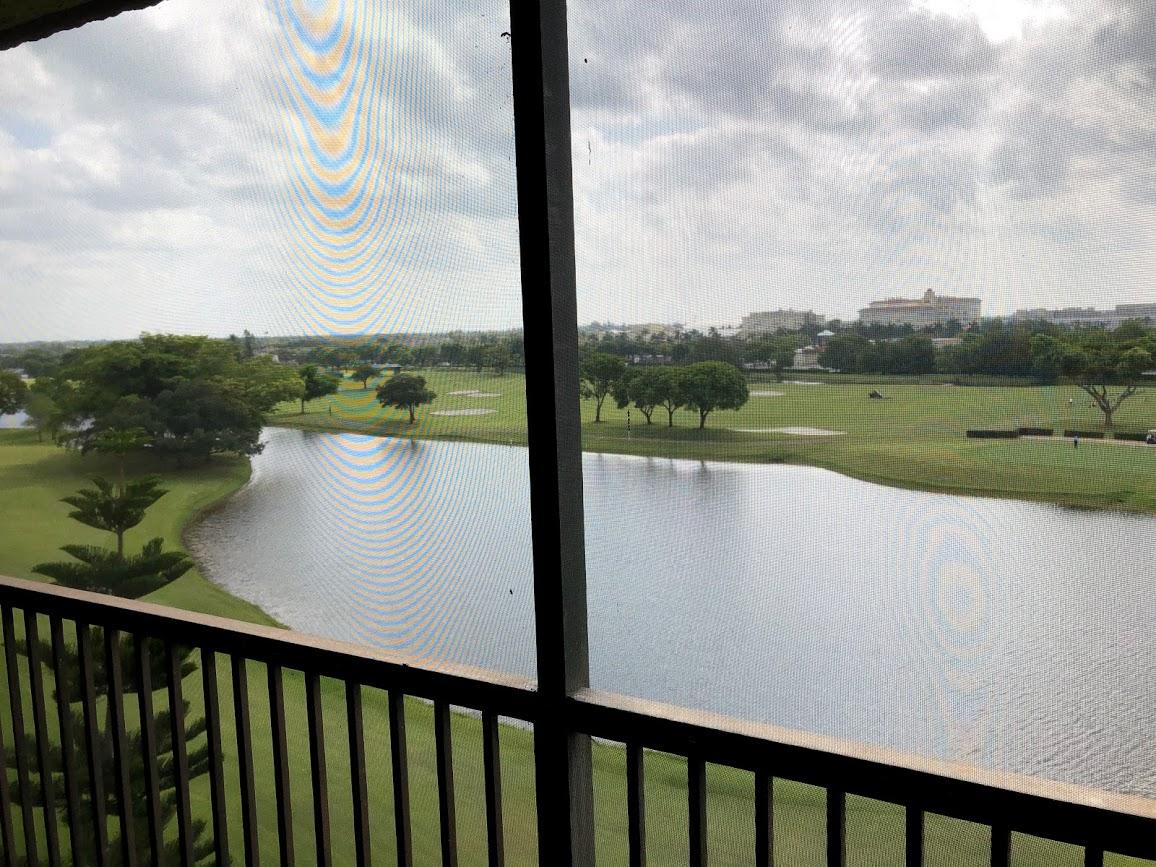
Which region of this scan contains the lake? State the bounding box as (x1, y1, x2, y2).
(187, 426, 1156, 797)
(0, 411, 27, 429)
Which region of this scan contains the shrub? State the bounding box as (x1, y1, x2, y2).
(1062, 430, 1105, 439)
(1017, 427, 1054, 436)
(1112, 432, 1149, 443)
(966, 430, 1020, 439)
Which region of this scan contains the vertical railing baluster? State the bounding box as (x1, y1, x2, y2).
(0, 656, 16, 867)
(482, 712, 505, 867)
(626, 743, 645, 867)
(905, 805, 923, 867)
(305, 672, 332, 866)
(77, 623, 108, 866)
(201, 650, 229, 864)
(688, 756, 707, 867)
(754, 771, 773, 867)
(388, 690, 413, 867)
(232, 656, 259, 866)
(166, 643, 194, 867)
(1084, 846, 1104, 867)
(826, 789, 846, 867)
(2, 607, 38, 867)
(990, 825, 1010, 867)
(24, 612, 60, 866)
(346, 682, 371, 867)
(104, 628, 136, 866)
(434, 701, 458, 867)
(268, 664, 295, 867)
(49, 617, 82, 867)
(134, 637, 163, 865)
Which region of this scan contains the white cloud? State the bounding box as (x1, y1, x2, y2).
(0, 0, 1154, 341)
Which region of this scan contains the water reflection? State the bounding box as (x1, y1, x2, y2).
(188, 427, 1156, 796)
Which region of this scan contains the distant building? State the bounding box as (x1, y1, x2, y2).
(623, 323, 680, 338)
(1008, 303, 1156, 329)
(792, 346, 825, 370)
(738, 309, 823, 336)
(859, 290, 981, 327)
(628, 354, 672, 366)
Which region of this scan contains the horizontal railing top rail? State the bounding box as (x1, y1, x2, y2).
(2, 573, 1156, 865)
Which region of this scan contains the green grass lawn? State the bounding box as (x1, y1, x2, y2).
(0, 429, 275, 625)
(270, 369, 1156, 513)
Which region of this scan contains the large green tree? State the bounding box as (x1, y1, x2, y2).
(0, 369, 27, 416)
(614, 367, 680, 425)
(377, 373, 437, 423)
(580, 352, 626, 423)
(352, 362, 379, 389)
(21, 391, 61, 442)
(1034, 334, 1153, 436)
(679, 361, 750, 429)
(298, 364, 340, 414)
(46, 335, 300, 462)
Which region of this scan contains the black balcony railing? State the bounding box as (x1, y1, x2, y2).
(2, 573, 1156, 867)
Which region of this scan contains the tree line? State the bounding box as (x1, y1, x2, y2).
(580, 353, 749, 428)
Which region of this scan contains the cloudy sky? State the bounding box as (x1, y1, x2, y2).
(0, 0, 1154, 341)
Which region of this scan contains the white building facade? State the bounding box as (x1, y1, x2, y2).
(859, 290, 981, 327)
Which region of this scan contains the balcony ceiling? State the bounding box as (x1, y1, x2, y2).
(0, 0, 160, 50)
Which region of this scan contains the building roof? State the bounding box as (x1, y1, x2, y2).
(1, 0, 160, 50)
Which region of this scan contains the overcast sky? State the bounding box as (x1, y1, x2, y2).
(1, 0, 1154, 342)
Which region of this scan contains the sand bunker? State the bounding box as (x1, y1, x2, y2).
(749, 390, 783, 397)
(732, 426, 846, 436)
(448, 390, 501, 398)
(783, 380, 826, 385)
(432, 408, 498, 417)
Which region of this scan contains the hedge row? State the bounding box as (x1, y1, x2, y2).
(966, 430, 1020, 439)
(1111, 432, 1153, 443)
(1017, 427, 1054, 436)
(1063, 430, 1105, 439)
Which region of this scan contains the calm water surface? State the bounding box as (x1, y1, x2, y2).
(187, 427, 1156, 797)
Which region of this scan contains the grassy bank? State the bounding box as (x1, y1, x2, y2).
(0, 428, 275, 625)
(269, 368, 1156, 513)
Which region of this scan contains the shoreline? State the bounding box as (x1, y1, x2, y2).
(267, 417, 1156, 516)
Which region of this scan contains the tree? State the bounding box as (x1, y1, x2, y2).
(377, 374, 437, 424)
(21, 391, 60, 442)
(298, 364, 339, 414)
(580, 352, 626, 422)
(243, 328, 257, 359)
(58, 475, 168, 559)
(91, 427, 152, 492)
(1046, 337, 1152, 436)
(0, 370, 27, 416)
(34, 538, 193, 598)
(614, 367, 677, 425)
(679, 361, 749, 429)
(655, 367, 686, 427)
(352, 363, 379, 389)
(487, 344, 513, 376)
(49, 335, 298, 462)
(819, 334, 868, 373)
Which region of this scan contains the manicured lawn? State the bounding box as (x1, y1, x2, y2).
(270, 369, 1156, 513)
(0, 429, 275, 625)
